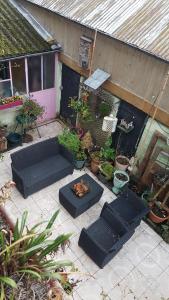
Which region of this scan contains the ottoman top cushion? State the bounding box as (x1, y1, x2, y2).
(59, 174, 104, 207)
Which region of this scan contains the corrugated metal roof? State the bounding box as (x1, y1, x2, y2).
(0, 0, 51, 59)
(26, 0, 169, 62)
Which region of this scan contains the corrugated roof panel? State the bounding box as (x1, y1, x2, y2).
(26, 0, 169, 61)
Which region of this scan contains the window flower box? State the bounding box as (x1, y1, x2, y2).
(0, 96, 23, 111)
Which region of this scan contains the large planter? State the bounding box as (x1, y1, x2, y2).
(0, 100, 23, 111)
(112, 170, 129, 194)
(149, 205, 169, 224)
(115, 155, 129, 171)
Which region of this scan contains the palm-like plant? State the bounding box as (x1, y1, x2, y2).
(0, 210, 74, 299)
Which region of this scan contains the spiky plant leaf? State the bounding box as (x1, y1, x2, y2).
(19, 211, 28, 237)
(46, 210, 60, 230)
(39, 233, 72, 259)
(13, 218, 19, 241)
(0, 277, 17, 289)
(18, 269, 42, 279)
(41, 272, 62, 281)
(0, 232, 5, 251)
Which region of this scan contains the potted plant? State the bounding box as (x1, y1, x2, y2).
(90, 150, 102, 174)
(99, 162, 114, 181)
(81, 131, 93, 150)
(19, 97, 45, 122)
(115, 155, 130, 171)
(69, 91, 92, 124)
(0, 210, 78, 299)
(98, 101, 111, 118)
(149, 201, 169, 224)
(112, 170, 129, 194)
(100, 137, 115, 162)
(74, 149, 87, 169)
(58, 129, 87, 169)
(148, 178, 169, 224)
(58, 129, 80, 154)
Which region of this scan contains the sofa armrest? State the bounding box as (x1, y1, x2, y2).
(59, 144, 74, 165)
(11, 164, 26, 198)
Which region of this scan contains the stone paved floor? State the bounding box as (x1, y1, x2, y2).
(1, 120, 169, 300)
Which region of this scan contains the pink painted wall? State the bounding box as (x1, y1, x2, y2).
(31, 88, 56, 122)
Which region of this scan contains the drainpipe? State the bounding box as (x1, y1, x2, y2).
(89, 29, 97, 77)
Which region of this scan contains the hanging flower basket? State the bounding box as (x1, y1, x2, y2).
(0, 96, 23, 111)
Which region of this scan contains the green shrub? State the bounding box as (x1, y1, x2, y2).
(58, 129, 80, 154)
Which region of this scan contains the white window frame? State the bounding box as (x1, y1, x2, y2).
(0, 60, 13, 97)
(0, 53, 55, 98)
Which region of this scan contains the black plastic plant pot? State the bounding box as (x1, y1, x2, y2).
(7, 132, 22, 147)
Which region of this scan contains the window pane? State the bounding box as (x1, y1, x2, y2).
(0, 81, 12, 98)
(0, 61, 10, 80)
(28, 56, 41, 92)
(43, 53, 55, 89)
(11, 59, 26, 95)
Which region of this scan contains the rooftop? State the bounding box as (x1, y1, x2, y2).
(26, 0, 169, 62)
(0, 0, 51, 59)
(1, 120, 169, 300)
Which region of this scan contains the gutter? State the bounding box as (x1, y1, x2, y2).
(0, 49, 62, 62)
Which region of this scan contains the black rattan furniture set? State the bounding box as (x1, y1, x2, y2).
(11, 138, 149, 268)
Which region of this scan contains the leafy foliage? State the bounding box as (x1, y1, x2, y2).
(100, 137, 115, 161)
(75, 149, 87, 161)
(69, 91, 92, 121)
(19, 97, 45, 119)
(98, 101, 111, 117)
(58, 129, 80, 154)
(100, 162, 114, 180)
(0, 210, 74, 299)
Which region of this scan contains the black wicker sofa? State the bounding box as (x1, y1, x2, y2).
(11, 138, 74, 198)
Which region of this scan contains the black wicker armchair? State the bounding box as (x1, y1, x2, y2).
(107, 188, 149, 230)
(78, 203, 134, 268)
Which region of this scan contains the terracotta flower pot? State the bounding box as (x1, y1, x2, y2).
(148, 208, 169, 224)
(115, 155, 129, 171)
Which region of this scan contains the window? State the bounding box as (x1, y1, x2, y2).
(0, 61, 10, 80)
(11, 59, 26, 95)
(28, 56, 41, 92)
(0, 81, 12, 97)
(0, 61, 12, 97)
(43, 53, 55, 89)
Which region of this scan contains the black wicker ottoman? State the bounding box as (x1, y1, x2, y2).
(59, 174, 104, 218)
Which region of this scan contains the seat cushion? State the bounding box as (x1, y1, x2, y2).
(87, 218, 119, 252)
(19, 155, 71, 187)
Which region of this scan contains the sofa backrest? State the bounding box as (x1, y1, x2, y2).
(101, 203, 128, 236)
(11, 138, 59, 170)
